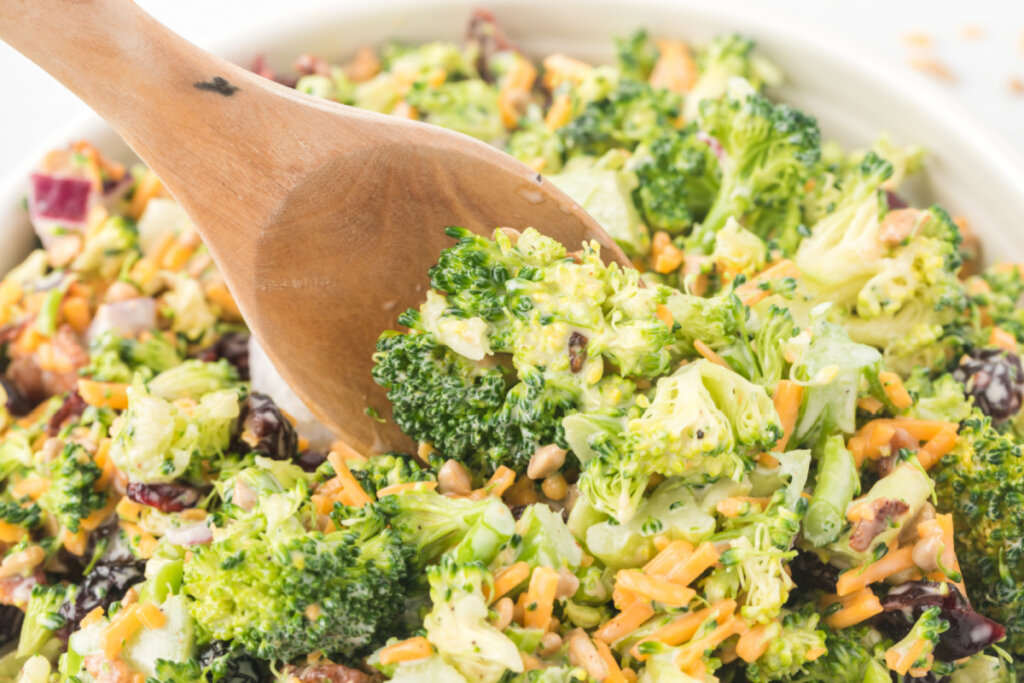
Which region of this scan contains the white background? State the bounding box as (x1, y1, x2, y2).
(1, 0, 1023, 178)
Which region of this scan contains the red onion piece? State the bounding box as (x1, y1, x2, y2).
(87, 298, 157, 344)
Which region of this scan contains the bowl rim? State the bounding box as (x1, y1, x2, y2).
(3, 0, 1024, 249)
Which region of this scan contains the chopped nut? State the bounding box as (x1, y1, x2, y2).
(908, 57, 956, 82)
(527, 444, 567, 480)
(903, 32, 934, 48)
(960, 25, 985, 40)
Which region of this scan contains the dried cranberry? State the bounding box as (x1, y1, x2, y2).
(237, 393, 298, 461)
(57, 560, 145, 639)
(0, 604, 24, 646)
(46, 391, 87, 436)
(295, 449, 327, 473)
(125, 482, 196, 512)
(195, 331, 251, 380)
(289, 662, 376, 683)
(786, 551, 840, 596)
(874, 580, 1006, 661)
(953, 349, 1024, 421)
(249, 54, 297, 88)
(466, 8, 520, 81)
(0, 376, 32, 416)
(126, 482, 201, 512)
(886, 191, 909, 210)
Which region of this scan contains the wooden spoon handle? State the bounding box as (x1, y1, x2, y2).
(0, 0, 345, 260)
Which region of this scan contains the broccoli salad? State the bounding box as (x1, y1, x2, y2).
(2, 8, 1024, 683)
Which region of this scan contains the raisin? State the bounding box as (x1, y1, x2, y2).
(568, 332, 588, 374)
(0, 604, 24, 646)
(0, 377, 32, 417)
(195, 332, 251, 381)
(953, 349, 1024, 421)
(874, 580, 1006, 661)
(886, 191, 909, 210)
(465, 8, 519, 82)
(786, 551, 840, 596)
(295, 449, 327, 473)
(126, 482, 201, 512)
(237, 393, 298, 461)
(57, 560, 146, 639)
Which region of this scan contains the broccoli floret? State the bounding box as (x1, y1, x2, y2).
(506, 109, 566, 173)
(744, 605, 828, 683)
(576, 359, 779, 523)
(39, 443, 107, 533)
(548, 151, 651, 257)
(709, 218, 768, 277)
(883, 606, 948, 676)
(797, 153, 966, 348)
(571, 477, 715, 568)
(376, 227, 683, 475)
(109, 377, 240, 484)
(933, 410, 1024, 653)
(372, 327, 509, 468)
(151, 658, 203, 682)
(794, 152, 894, 300)
(882, 321, 967, 377)
(719, 303, 799, 391)
(704, 492, 801, 621)
(184, 493, 407, 661)
(790, 320, 883, 453)
(348, 453, 433, 497)
(847, 206, 965, 343)
(217, 456, 313, 506)
(559, 78, 683, 157)
(506, 503, 584, 570)
(404, 79, 505, 143)
(381, 41, 478, 81)
(83, 330, 183, 383)
(630, 126, 720, 234)
(372, 326, 577, 475)
(904, 370, 974, 423)
(385, 488, 515, 570)
(573, 416, 650, 524)
(865, 133, 925, 192)
(663, 288, 748, 354)
(388, 655, 470, 683)
(971, 266, 1024, 345)
(614, 30, 659, 81)
(71, 215, 139, 278)
(0, 430, 33, 481)
(627, 359, 781, 477)
(684, 34, 779, 121)
(0, 501, 41, 531)
(780, 623, 891, 683)
(689, 83, 820, 254)
(423, 556, 523, 683)
(17, 584, 68, 659)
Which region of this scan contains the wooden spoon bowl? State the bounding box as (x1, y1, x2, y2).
(0, 0, 628, 454)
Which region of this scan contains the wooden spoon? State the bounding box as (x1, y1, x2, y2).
(0, 0, 629, 454)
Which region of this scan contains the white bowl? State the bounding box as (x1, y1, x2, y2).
(3, 0, 1024, 274)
